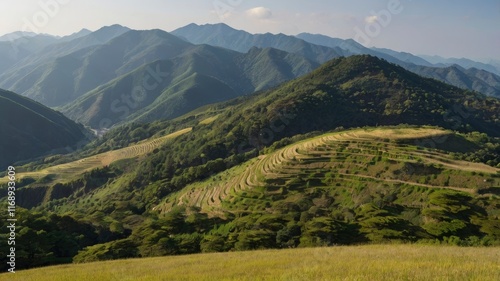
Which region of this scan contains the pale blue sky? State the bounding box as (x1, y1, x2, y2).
(1, 0, 499, 60)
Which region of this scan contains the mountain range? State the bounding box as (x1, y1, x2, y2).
(173, 24, 500, 98)
(60, 44, 318, 128)
(0, 23, 499, 133)
(1, 54, 499, 271)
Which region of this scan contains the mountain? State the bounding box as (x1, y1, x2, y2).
(59, 28, 93, 42)
(295, 33, 366, 55)
(0, 28, 190, 107)
(0, 25, 322, 127)
(172, 23, 345, 62)
(11, 34, 61, 52)
(49, 55, 500, 209)
(406, 64, 500, 98)
(296, 32, 498, 75)
(176, 24, 498, 96)
(168, 55, 500, 146)
(370, 50, 500, 97)
(35, 24, 131, 59)
(2, 23, 498, 119)
(0, 25, 131, 96)
(370, 47, 434, 67)
(295, 31, 500, 98)
(420, 55, 500, 75)
(487, 59, 500, 73)
(0, 89, 90, 169)
(0, 34, 61, 73)
(61, 44, 318, 128)
(2, 55, 499, 270)
(0, 41, 30, 73)
(0, 31, 37, 41)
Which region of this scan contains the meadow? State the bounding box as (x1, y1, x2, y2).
(1, 245, 498, 281)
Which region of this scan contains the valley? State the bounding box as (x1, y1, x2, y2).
(0, 14, 499, 279)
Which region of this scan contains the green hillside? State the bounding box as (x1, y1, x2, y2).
(159, 128, 499, 215)
(3, 127, 498, 270)
(0, 89, 90, 169)
(0, 127, 191, 191)
(171, 23, 345, 62)
(0, 25, 130, 96)
(0, 27, 320, 114)
(1, 55, 499, 271)
(406, 64, 500, 98)
(174, 23, 500, 98)
(1, 28, 191, 107)
(61, 44, 318, 128)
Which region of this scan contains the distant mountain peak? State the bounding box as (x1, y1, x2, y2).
(201, 22, 234, 29)
(59, 28, 92, 42)
(449, 64, 466, 71)
(0, 31, 38, 41)
(94, 24, 130, 33)
(175, 22, 250, 35)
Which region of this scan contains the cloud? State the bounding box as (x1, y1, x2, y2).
(246, 7, 272, 19)
(365, 15, 378, 24)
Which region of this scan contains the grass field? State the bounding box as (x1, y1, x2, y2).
(1, 245, 499, 281)
(198, 114, 220, 125)
(0, 128, 192, 185)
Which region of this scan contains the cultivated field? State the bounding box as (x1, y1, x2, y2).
(0, 128, 192, 185)
(158, 127, 500, 215)
(1, 245, 499, 281)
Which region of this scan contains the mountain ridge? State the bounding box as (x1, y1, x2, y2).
(1, 55, 499, 271)
(173, 23, 500, 98)
(61, 44, 319, 128)
(1, 28, 191, 107)
(0, 89, 90, 169)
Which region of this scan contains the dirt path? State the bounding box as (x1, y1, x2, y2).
(338, 173, 475, 194)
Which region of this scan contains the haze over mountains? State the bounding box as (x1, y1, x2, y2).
(173, 24, 500, 98)
(1, 18, 500, 273)
(61, 44, 317, 128)
(0, 23, 499, 131)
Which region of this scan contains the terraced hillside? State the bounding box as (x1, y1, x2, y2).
(158, 127, 500, 215)
(0, 127, 192, 186)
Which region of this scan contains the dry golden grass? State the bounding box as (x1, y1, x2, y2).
(2, 245, 499, 281)
(199, 114, 220, 125)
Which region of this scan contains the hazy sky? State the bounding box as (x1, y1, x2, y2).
(1, 0, 499, 60)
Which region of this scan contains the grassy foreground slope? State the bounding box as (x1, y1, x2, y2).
(2, 245, 499, 281)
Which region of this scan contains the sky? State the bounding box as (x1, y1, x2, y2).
(0, 0, 499, 61)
